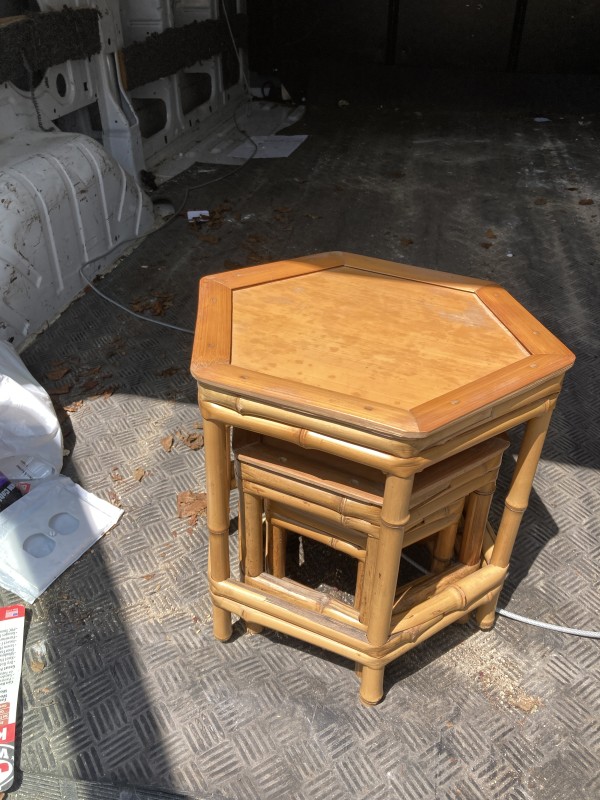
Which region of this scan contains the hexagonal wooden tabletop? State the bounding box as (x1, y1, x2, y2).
(191, 252, 574, 438)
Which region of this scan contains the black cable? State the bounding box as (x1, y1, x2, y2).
(22, 51, 54, 133)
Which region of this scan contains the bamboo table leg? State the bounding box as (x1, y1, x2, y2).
(240, 488, 264, 634)
(204, 417, 233, 641)
(431, 514, 462, 575)
(361, 474, 414, 705)
(268, 523, 287, 578)
(460, 481, 496, 567)
(476, 405, 555, 630)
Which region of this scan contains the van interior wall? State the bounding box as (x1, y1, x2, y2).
(248, 0, 600, 102)
(0, 8, 101, 86)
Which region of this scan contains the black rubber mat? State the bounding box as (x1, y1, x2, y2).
(5, 78, 600, 799)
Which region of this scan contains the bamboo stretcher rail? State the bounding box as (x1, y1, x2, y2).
(243, 468, 496, 541)
(242, 479, 380, 536)
(212, 588, 504, 673)
(209, 563, 507, 657)
(238, 434, 506, 498)
(238, 465, 382, 517)
(392, 562, 479, 615)
(268, 502, 463, 553)
(389, 565, 507, 635)
(421, 395, 559, 465)
(202, 397, 404, 471)
(238, 451, 505, 525)
(200, 380, 561, 458)
(237, 441, 505, 528)
(245, 573, 363, 628)
(201, 392, 558, 476)
(406, 468, 501, 525)
(267, 511, 368, 559)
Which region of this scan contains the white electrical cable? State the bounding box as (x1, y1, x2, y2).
(78, 267, 195, 334)
(400, 552, 600, 639)
(79, 97, 257, 333)
(78, 5, 256, 334)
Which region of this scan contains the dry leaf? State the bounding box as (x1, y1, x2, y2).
(481, 242, 493, 249)
(81, 379, 99, 392)
(273, 207, 292, 226)
(161, 434, 174, 452)
(224, 259, 242, 269)
(176, 431, 204, 450)
(208, 202, 233, 229)
(107, 490, 122, 507)
(177, 490, 207, 525)
(64, 400, 84, 413)
(142, 573, 156, 581)
(133, 468, 147, 481)
(485, 229, 497, 239)
(579, 198, 594, 206)
(566, 186, 578, 191)
(196, 234, 220, 244)
(131, 295, 174, 316)
(48, 384, 72, 396)
(151, 298, 173, 316)
(97, 386, 116, 400)
(158, 367, 180, 377)
(46, 366, 70, 381)
(533, 197, 547, 205)
(110, 467, 124, 482)
(30, 660, 45, 673)
(400, 237, 414, 247)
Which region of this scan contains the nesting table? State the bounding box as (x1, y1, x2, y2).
(190, 252, 574, 703)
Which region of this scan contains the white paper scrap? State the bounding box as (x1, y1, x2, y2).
(229, 135, 308, 160)
(0, 476, 123, 603)
(187, 210, 210, 222)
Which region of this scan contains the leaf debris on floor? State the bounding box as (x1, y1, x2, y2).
(177, 490, 207, 526)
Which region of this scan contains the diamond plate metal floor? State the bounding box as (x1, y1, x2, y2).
(4, 74, 600, 799)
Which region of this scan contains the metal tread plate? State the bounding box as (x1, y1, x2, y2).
(4, 95, 600, 800)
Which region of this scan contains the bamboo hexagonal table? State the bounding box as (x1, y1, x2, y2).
(190, 251, 575, 704)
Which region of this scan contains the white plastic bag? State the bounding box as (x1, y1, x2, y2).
(0, 341, 63, 481)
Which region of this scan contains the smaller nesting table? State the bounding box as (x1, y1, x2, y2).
(190, 252, 574, 704)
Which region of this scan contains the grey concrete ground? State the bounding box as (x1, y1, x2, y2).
(4, 71, 600, 799)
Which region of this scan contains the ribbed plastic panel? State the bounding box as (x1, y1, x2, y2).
(0, 130, 152, 347)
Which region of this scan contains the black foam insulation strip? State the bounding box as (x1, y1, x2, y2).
(0, 8, 101, 85)
(121, 14, 248, 91)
